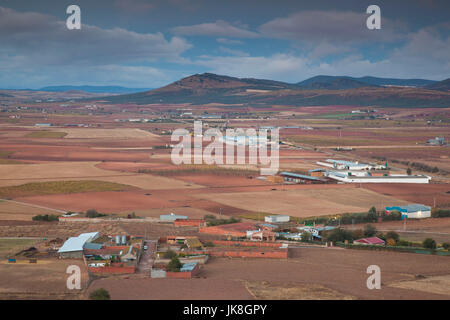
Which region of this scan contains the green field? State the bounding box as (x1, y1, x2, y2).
(0, 180, 133, 198)
(142, 165, 259, 176)
(0, 239, 40, 258)
(25, 131, 67, 138)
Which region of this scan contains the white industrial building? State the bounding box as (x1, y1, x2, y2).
(265, 215, 290, 223)
(316, 159, 386, 171)
(327, 171, 430, 183)
(326, 171, 430, 184)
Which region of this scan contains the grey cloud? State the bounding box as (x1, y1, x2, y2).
(173, 20, 259, 38)
(0, 6, 192, 67)
(259, 10, 404, 44)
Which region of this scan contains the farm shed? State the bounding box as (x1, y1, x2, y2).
(58, 232, 99, 259)
(280, 172, 327, 184)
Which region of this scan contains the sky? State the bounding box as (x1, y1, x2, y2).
(0, 0, 449, 89)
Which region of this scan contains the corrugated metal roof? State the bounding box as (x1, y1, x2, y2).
(58, 232, 99, 253)
(280, 172, 324, 181)
(385, 204, 431, 213)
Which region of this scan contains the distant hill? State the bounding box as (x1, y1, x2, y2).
(297, 75, 436, 89)
(101, 73, 450, 108)
(39, 85, 150, 94)
(425, 78, 450, 91)
(297, 76, 376, 90)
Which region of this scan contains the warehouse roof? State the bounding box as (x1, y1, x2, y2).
(385, 204, 431, 213)
(58, 232, 99, 253)
(279, 172, 325, 181)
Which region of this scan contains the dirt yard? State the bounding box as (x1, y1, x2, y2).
(0, 259, 88, 299)
(86, 247, 450, 300)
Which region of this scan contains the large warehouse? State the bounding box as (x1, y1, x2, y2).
(326, 172, 431, 184)
(385, 204, 432, 219)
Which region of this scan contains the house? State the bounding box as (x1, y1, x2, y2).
(265, 215, 290, 223)
(354, 237, 385, 245)
(385, 204, 431, 219)
(120, 245, 138, 262)
(58, 232, 99, 258)
(250, 230, 276, 242)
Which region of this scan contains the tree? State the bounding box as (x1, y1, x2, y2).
(89, 288, 110, 300)
(406, 167, 412, 175)
(324, 228, 353, 243)
(442, 242, 450, 250)
(163, 250, 177, 259)
(367, 206, 378, 221)
(364, 224, 377, 237)
(300, 231, 313, 242)
(422, 238, 437, 249)
(86, 209, 98, 218)
(166, 256, 182, 272)
(384, 231, 400, 243)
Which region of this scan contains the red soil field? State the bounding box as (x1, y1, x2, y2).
(363, 183, 450, 208)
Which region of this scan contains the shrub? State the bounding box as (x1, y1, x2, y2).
(431, 208, 450, 218)
(386, 238, 397, 246)
(442, 242, 450, 250)
(32, 214, 59, 222)
(382, 210, 402, 221)
(85, 209, 106, 218)
(166, 256, 182, 272)
(89, 288, 110, 300)
(163, 250, 177, 259)
(203, 241, 215, 247)
(422, 238, 437, 249)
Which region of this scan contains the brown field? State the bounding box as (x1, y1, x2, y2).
(0, 162, 202, 190)
(87, 247, 450, 300)
(0, 259, 88, 299)
(362, 183, 450, 208)
(0, 200, 59, 220)
(57, 128, 161, 140)
(195, 186, 410, 217)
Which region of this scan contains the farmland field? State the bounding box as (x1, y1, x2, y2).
(195, 186, 410, 217)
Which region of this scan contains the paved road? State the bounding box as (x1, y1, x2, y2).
(136, 240, 157, 275)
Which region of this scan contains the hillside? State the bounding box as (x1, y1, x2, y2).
(425, 78, 450, 91)
(102, 73, 450, 108)
(297, 75, 435, 88)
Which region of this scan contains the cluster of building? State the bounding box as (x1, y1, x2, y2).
(57, 232, 143, 274)
(315, 159, 431, 184)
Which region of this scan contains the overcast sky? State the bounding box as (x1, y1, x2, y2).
(0, 0, 449, 89)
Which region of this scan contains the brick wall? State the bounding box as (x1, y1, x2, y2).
(211, 240, 284, 248)
(174, 219, 206, 227)
(88, 266, 135, 274)
(199, 226, 246, 237)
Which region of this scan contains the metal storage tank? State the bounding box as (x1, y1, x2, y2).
(115, 235, 121, 245)
(121, 235, 127, 245)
